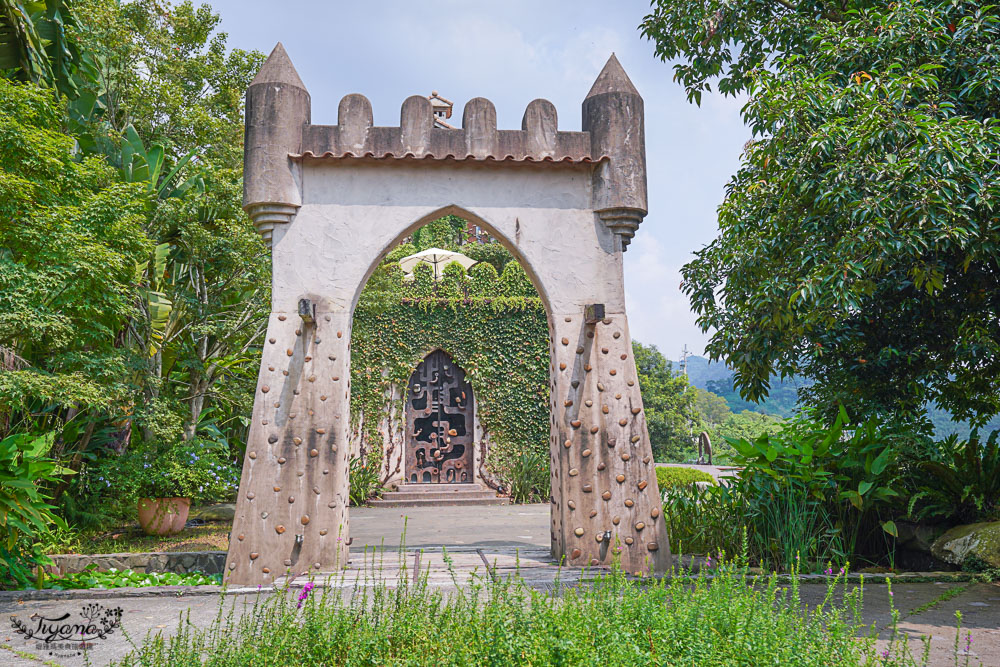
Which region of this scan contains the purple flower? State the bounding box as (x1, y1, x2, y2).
(824, 567, 833, 576)
(297, 581, 315, 608)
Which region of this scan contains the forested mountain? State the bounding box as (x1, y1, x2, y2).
(680, 356, 803, 418)
(679, 356, 1000, 437)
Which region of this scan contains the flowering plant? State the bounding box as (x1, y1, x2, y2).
(100, 439, 239, 504)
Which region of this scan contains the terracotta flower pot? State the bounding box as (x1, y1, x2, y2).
(137, 497, 191, 535)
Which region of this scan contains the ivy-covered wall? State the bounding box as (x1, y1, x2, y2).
(349, 236, 551, 498)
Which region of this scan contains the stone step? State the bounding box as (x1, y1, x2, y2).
(367, 496, 510, 508)
(380, 491, 500, 502)
(367, 483, 510, 507)
(394, 483, 485, 492)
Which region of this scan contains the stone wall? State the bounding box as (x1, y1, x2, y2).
(48, 551, 226, 576)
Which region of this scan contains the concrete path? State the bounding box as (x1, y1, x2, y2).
(349, 501, 550, 549)
(2, 504, 998, 666)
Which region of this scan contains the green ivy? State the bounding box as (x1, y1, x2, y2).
(351, 246, 550, 490)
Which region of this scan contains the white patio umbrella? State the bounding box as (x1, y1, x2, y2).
(399, 247, 476, 281)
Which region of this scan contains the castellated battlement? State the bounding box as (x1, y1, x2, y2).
(244, 43, 648, 247)
(296, 94, 597, 164)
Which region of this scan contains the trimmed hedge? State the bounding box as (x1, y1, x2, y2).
(655, 466, 717, 490)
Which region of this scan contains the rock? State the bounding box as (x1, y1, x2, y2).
(190, 503, 236, 522)
(896, 521, 948, 553)
(930, 521, 1000, 568)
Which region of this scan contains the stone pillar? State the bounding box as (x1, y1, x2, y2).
(549, 309, 670, 576)
(224, 309, 351, 584)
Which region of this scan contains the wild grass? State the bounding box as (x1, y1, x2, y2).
(111, 551, 949, 666)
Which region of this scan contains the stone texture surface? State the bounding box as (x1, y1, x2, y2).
(549, 312, 669, 574)
(932, 521, 1000, 568)
(231, 45, 664, 584)
(48, 551, 226, 576)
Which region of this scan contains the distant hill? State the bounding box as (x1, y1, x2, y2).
(679, 355, 804, 419)
(677, 355, 1000, 437)
(679, 355, 733, 389)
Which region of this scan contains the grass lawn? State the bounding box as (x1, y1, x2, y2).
(52, 523, 230, 555)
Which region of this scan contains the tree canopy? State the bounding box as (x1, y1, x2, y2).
(643, 0, 1000, 427)
(632, 342, 701, 460)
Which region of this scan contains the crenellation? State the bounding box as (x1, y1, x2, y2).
(522, 99, 558, 158)
(337, 94, 373, 154)
(399, 95, 434, 154)
(462, 97, 499, 158)
(287, 108, 596, 166)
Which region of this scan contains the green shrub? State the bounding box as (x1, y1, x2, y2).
(656, 466, 717, 490)
(0, 432, 72, 588)
(908, 430, 1000, 523)
(664, 407, 908, 570)
(112, 557, 928, 666)
(499, 449, 550, 503)
(662, 483, 744, 557)
(349, 456, 382, 506)
(95, 439, 239, 506)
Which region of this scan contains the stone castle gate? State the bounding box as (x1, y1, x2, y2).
(225, 43, 670, 583)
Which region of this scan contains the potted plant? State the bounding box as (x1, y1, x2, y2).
(114, 441, 240, 535)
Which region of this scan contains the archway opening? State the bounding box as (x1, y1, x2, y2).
(345, 210, 552, 550)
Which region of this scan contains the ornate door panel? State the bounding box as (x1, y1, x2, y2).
(405, 350, 474, 484)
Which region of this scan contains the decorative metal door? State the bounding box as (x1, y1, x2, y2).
(405, 350, 474, 483)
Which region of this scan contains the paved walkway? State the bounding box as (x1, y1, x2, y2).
(2, 504, 998, 666)
(349, 501, 550, 549)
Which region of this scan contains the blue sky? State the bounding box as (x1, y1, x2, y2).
(210, 0, 749, 359)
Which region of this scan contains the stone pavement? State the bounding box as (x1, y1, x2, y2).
(350, 500, 550, 549)
(2, 504, 998, 666)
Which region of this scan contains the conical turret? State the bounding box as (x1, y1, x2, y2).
(244, 43, 312, 246)
(585, 53, 639, 99)
(250, 42, 308, 89)
(582, 54, 646, 249)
